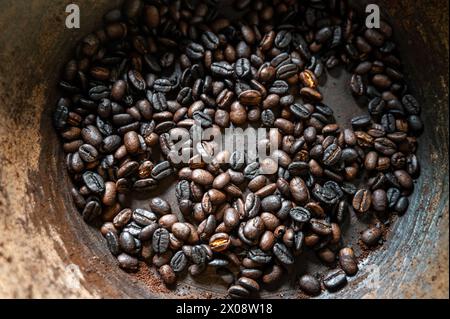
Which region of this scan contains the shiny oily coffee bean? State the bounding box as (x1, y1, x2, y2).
(299, 275, 321, 296)
(289, 207, 311, 223)
(361, 226, 382, 246)
(273, 242, 294, 265)
(323, 269, 347, 292)
(352, 189, 372, 213)
(170, 251, 188, 273)
(339, 248, 358, 276)
(152, 228, 170, 254)
(149, 197, 171, 215)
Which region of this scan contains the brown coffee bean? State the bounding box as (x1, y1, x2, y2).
(299, 275, 321, 296)
(171, 222, 191, 241)
(191, 169, 214, 185)
(361, 226, 382, 246)
(239, 89, 262, 106)
(290, 177, 310, 204)
(209, 233, 231, 252)
(244, 217, 265, 240)
(339, 247, 358, 276)
(352, 189, 372, 213)
(158, 264, 176, 285)
(223, 208, 240, 229)
(124, 131, 140, 154)
(394, 170, 413, 190)
(262, 264, 283, 284)
(259, 231, 276, 251)
(213, 172, 230, 189)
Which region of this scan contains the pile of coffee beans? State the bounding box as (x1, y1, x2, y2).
(54, 0, 422, 298)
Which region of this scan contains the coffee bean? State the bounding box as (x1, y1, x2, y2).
(117, 253, 139, 272)
(191, 169, 214, 185)
(310, 218, 332, 236)
(299, 275, 321, 296)
(133, 208, 157, 226)
(201, 31, 219, 50)
(262, 264, 283, 285)
(228, 285, 250, 298)
(83, 171, 105, 194)
(247, 247, 272, 264)
(150, 197, 171, 215)
(339, 248, 358, 276)
(244, 193, 261, 219)
(152, 228, 170, 254)
(323, 269, 347, 292)
(170, 251, 188, 272)
(372, 189, 387, 212)
(244, 217, 265, 240)
(290, 177, 310, 204)
(209, 233, 230, 252)
(352, 189, 372, 213)
(261, 195, 281, 212)
(289, 207, 311, 223)
(105, 231, 120, 256)
(273, 242, 294, 265)
(159, 264, 176, 285)
(361, 226, 382, 246)
(238, 277, 260, 292)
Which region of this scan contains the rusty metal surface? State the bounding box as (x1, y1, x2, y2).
(0, 0, 448, 298)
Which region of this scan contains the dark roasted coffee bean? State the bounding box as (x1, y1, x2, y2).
(238, 277, 260, 292)
(152, 228, 170, 254)
(128, 70, 146, 91)
(117, 253, 139, 271)
(139, 223, 159, 241)
(244, 217, 265, 240)
(310, 218, 332, 236)
(361, 226, 382, 246)
(339, 248, 358, 276)
(290, 207, 311, 223)
(151, 161, 173, 180)
(245, 193, 261, 219)
(372, 189, 387, 212)
(323, 269, 347, 292)
(83, 171, 105, 194)
(350, 74, 365, 96)
(269, 80, 289, 94)
(323, 144, 342, 166)
(275, 30, 292, 49)
(353, 189, 372, 213)
(211, 61, 234, 77)
(186, 42, 205, 60)
(261, 195, 281, 212)
(244, 162, 260, 179)
(312, 184, 338, 206)
(201, 31, 219, 50)
(273, 242, 294, 265)
(248, 248, 272, 264)
(395, 196, 409, 214)
(299, 275, 321, 296)
(228, 285, 250, 298)
(170, 251, 188, 272)
(402, 94, 421, 115)
(133, 208, 157, 226)
(290, 177, 310, 204)
(235, 58, 251, 79)
(290, 103, 312, 119)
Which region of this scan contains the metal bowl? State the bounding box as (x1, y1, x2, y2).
(0, 0, 447, 298)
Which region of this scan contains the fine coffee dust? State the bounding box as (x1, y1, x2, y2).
(54, 0, 423, 298)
